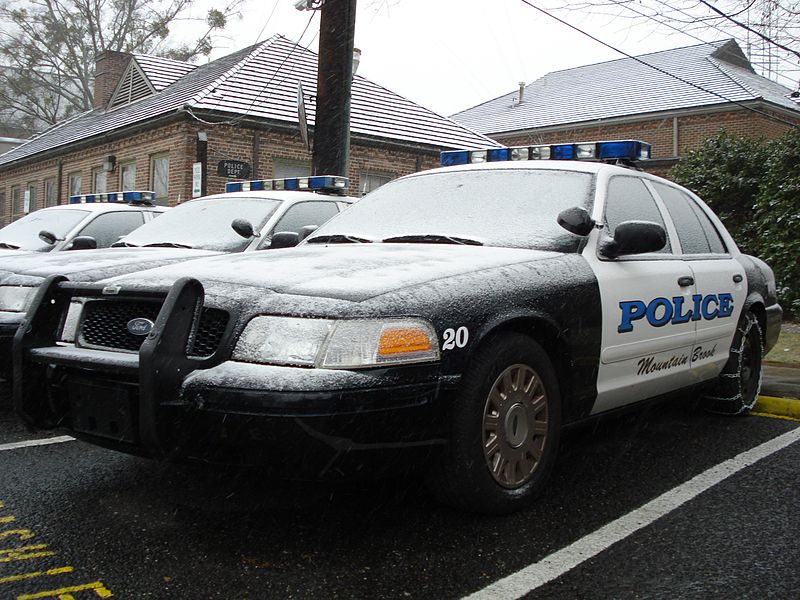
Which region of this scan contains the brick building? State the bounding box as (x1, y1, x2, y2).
(0, 35, 497, 224)
(451, 40, 800, 176)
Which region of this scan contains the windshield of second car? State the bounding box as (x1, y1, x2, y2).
(118, 196, 281, 252)
(307, 169, 594, 251)
(0, 209, 89, 251)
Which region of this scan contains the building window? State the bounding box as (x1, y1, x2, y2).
(25, 182, 37, 213)
(360, 172, 393, 195)
(0, 191, 5, 226)
(120, 162, 136, 190)
(68, 172, 82, 197)
(273, 159, 311, 179)
(93, 168, 108, 194)
(150, 153, 169, 205)
(45, 178, 58, 207)
(10, 186, 21, 217)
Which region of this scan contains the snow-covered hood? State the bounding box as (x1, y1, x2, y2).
(102, 244, 561, 303)
(0, 247, 222, 285)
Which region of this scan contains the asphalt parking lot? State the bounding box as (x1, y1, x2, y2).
(1, 397, 798, 600)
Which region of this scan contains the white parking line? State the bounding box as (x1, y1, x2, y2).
(464, 425, 800, 600)
(0, 436, 74, 452)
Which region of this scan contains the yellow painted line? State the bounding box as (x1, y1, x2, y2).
(0, 530, 35, 541)
(0, 567, 74, 584)
(0, 516, 16, 524)
(754, 395, 800, 421)
(0, 544, 56, 563)
(17, 581, 113, 599)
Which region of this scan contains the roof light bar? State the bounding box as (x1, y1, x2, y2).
(69, 190, 155, 204)
(440, 140, 652, 167)
(225, 176, 349, 194)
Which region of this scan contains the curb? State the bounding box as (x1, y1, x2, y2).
(753, 395, 800, 421)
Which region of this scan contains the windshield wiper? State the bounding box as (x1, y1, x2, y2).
(0, 242, 21, 249)
(382, 234, 483, 246)
(306, 234, 373, 244)
(142, 242, 194, 249)
(111, 241, 140, 248)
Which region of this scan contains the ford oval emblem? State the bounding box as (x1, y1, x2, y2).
(127, 318, 155, 336)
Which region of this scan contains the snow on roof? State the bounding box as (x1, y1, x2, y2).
(450, 40, 800, 136)
(0, 35, 497, 168)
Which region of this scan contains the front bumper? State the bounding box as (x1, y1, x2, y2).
(15, 277, 456, 478)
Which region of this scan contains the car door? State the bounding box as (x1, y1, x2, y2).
(587, 174, 697, 414)
(74, 211, 147, 248)
(650, 181, 746, 384)
(257, 200, 341, 248)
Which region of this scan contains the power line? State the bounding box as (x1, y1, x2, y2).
(518, 0, 799, 129)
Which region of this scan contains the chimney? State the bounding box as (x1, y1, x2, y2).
(94, 50, 132, 109)
(518, 81, 526, 105)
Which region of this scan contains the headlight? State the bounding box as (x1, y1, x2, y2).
(0, 285, 36, 312)
(233, 316, 441, 368)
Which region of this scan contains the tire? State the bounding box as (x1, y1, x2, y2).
(427, 333, 562, 515)
(703, 312, 763, 415)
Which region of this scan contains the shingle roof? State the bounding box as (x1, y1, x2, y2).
(450, 40, 800, 136)
(133, 54, 196, 91)
(0, 36, 497, 167)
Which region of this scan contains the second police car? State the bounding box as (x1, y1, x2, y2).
(0, 180, 354, 406)
(14, 141, 781, 515)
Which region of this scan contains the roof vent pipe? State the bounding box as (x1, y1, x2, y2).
(518, 81, 526, 105)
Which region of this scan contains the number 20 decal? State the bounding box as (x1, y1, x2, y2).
(442, 326, 469, 351)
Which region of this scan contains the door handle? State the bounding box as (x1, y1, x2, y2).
(733, 274, 743, 283)
(678, 276, 694, 287)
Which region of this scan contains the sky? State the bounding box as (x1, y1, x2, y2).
(183, 0, 726, 117)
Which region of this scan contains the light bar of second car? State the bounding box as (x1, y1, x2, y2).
(225, 176, 349, 194)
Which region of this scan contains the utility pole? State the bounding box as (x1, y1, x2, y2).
(311, 0, 357, 178)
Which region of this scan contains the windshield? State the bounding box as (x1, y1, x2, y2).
(119, 196, 281, 252)
(0, 209, 89, 251)
(308, 169, 594, 251)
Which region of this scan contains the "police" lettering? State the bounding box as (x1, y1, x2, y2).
(618, 293, 734, 333)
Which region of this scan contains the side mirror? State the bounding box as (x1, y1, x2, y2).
(38, 230, 57, 245)
(269, 231, 300, 249)
(231, 218, 258, 239)
(599, 221, 666, 259)
(68, 236, 98, 250)
(557, 206, 595, 236)
(298, 225, 319, 241)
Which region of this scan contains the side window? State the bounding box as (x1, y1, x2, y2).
(263, 201, 340, 247)
(604, 176, 671, 253)
(45, 178, 58, 207)
(10, 186, 21, 218)
(150, 153, 169, 206)
(120, 162, 136, 190)
(652, 182, 726, 254)
(77, 211, 145, 248)
(68, 172, 82, 196)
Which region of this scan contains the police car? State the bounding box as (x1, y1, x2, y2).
(0, 178, 354, 406)
(14, 141, 781, 515)
(0, 191, 165, 255)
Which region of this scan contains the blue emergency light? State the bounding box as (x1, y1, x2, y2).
(69, 190, 155, 204)
(225, 176, 349, 194)
(440, 140, 652, 167)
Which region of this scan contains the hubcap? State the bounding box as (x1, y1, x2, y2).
(482, 364, 548, 489)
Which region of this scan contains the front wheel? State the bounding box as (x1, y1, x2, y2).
(427, 333, 562, 514)
(704, 312, 763, 415)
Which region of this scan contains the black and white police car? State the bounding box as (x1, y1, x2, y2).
(14, 141, 781, 514)
(0, 178, 354, 406)
(0, 191, 166, 256)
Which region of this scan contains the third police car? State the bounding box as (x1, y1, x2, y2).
(14, 141, 781, 515)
